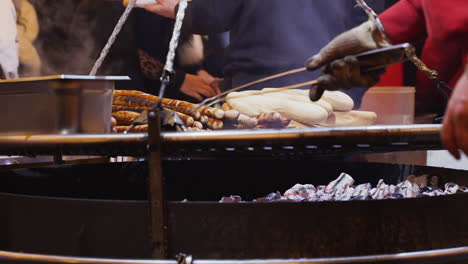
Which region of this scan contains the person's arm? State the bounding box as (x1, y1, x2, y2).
(17, 0, 41, 77)
(0, 0, 19, 79)
(422, 0, 468, 42)
(135, 10, 219, 101)
(183, 0, 241, 35)
(441, 61, 468, 159)
(378, 0, 427, 45)
(303, 0, 428, 101)
(144, 0, 241, 35)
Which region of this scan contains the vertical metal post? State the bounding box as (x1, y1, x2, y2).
(147, 107, 170, 258)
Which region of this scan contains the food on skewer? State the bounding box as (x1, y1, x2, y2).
(112, 110, 140, 125)
(318, 110, 377, 127)
(111, 89, 377, 132)
(225, 88, 374, 127)
(115, 124, 148, 133)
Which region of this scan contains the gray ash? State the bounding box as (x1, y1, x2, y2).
(220, 173, 468, 203)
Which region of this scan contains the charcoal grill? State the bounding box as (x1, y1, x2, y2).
(0, 109, 467, 264)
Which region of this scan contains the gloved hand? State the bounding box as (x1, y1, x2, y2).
(305, 20, 391, 101)
(0, 0, 20, 79)
(310, 55, 386, 101)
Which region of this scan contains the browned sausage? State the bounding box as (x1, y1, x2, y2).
(221, 103, 232, 111)
(237, 114, 258, 128)
(175, 112, 194, 127)
(224, 110, 240, 121)
(112, 111, 140, 125)
(112, 105, 147, 113)
(172, 105, 201, 120)
(206, 117, 224, 130)
(112, 96, 154, 108)
(192, 121, 203, 129)
(115, 124, 148, 133)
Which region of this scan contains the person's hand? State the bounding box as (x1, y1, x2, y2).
(317, 56, 386, 90)
(441, 69, 468, 159)
(309, 55, 387, 101)
(305, 20, 390, 71)
(305, 20, 391, 101)
(197, 69, 222, 94)
(180, 73, 220, 102)
(144, 0, 179, 19)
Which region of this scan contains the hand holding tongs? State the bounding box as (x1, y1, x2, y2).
(193, 43, 410, 111)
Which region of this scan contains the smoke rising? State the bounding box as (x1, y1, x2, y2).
(31, 0, 96, 75)
(32, 0, 130, 76)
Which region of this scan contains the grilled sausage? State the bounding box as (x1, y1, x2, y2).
(112, 111, 140, 125)
(224, 110, 240, 121)
(192, 121, 203, 129)
(221, 103, 232, 111)
(112, 105, 147, 113)
(115, 124, 148, 133)
(113, 96, 153, 108)
(237, 114, 258, 128)
(206, 117, 224, 130)
(175, 112, 194, 127)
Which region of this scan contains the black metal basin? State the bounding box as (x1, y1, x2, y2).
(0, 160, 467, 260)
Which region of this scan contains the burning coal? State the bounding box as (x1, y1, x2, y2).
(220, 173, 468, 203)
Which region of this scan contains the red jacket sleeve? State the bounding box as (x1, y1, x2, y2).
(423, 0, 468, 43)
(378, 0, 426, 45)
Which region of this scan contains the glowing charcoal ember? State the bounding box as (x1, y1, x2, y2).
(384, 193, 405, 199)
(351, 183, 372, 200)
(218, 173, 466, 203)
(372, 179, 391, 200)
(418, 187, 445, 197)
(444, 182, 460, 194)
(397, 180, 420, 198)
(336, 186, 355, 201)
(325, 173, 355, 194)
(220, 195, 242, 203)
(254, 191, 285, 203)
(313, 186, 334, 201)
(283, 184, 316, 201)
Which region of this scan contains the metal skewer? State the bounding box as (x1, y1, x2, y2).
(195, 67, 308, 109)
(200, 79, 320, 108)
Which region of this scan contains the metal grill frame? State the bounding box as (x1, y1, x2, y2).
(0, 124, 443, 158)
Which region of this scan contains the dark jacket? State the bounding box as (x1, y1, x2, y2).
(134, 8, 193, 99)
(183, 0, 387, 107)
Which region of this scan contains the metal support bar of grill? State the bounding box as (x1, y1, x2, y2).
(0, 125, 444, 158)
(147, 108, 170, 258)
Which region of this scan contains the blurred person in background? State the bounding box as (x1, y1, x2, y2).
(145, 0, 394, 108)
(133, 8, 221, 102)
(0, 0, 19, 79)
(16, 0, 41, 77)
(0, 0, 41, 79)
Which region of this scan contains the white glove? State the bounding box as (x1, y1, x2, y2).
(0, 0, 19, 79)
(305, 20, 391, 71)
